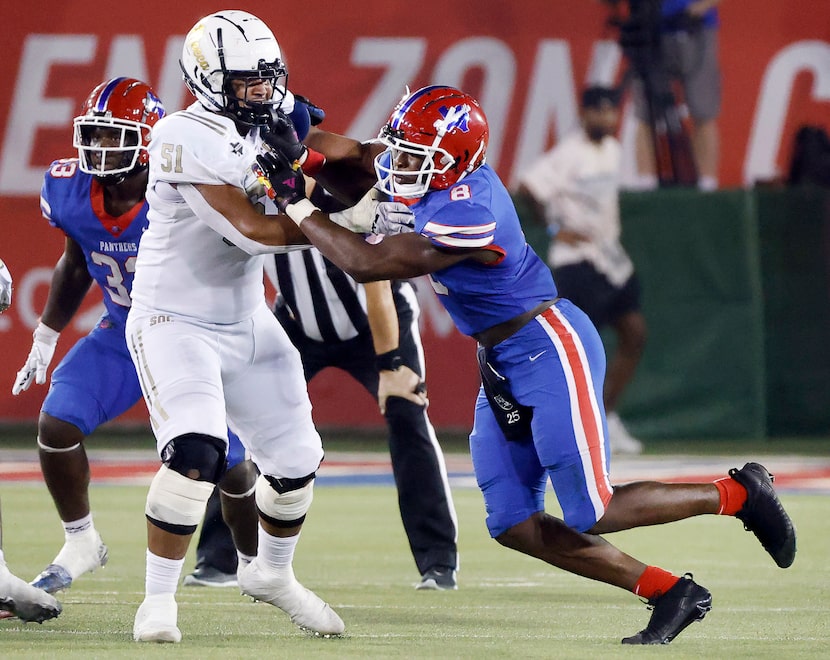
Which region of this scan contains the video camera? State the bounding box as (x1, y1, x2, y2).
(602, 0, 698, 187)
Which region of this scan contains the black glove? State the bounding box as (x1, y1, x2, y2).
(262, 111, 308, 164)
(294, 94, 326, 126)
(255, 150, 306, 212)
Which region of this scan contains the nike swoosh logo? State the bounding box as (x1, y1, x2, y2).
(529, 350, 547, 362)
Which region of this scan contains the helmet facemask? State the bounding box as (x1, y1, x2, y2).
(221, 63, 288, 128)
(375, 127, 456, 198)
(73, 115, 150, 181)
(373, 86, 489, 199)
(73, 77, 165, 183)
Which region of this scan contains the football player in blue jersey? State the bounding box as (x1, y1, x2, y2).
(10, 78, 257, 596)
(258, 84, 797, 645)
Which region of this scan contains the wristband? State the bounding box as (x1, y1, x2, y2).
(375, 349, 403, 372)
(300, 148, 326, 177)
(285, 199, 320, 226)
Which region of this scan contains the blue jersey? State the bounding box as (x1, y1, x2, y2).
(411, 164, 557, 336)
(40, 158, 146, 326)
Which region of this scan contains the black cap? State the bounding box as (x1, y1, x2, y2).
(581, 85, 620, 109)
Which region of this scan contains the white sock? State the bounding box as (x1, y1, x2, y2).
(63, 513, 94, 538)
(257, 526, 298, 573)
(145, 550, 184, 596)
(237, 551, 255, 568)
(0, 548, 6, 566)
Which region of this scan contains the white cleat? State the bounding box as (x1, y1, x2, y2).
(31, 530, 109, 594)
(238, 560, 345, 636)
(0, 561, 62, 623)
(133, 593, 182, 643)
(606, 412, 644, 456)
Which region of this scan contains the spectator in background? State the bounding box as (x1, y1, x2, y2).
(631, 0, 723, 190)
(515, 85, 646, 455)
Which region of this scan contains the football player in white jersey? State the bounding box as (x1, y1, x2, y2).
(0, 260, 62, 623)
(126, 10, 344, 642)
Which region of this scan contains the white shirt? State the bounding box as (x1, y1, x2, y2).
(131, 103, 294, 324)
(519, 129, 634, 286)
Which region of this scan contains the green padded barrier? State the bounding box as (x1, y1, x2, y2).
(515, 187, 830, 440)
(757, 187, 830, 435)
(617, 189, 766, 439)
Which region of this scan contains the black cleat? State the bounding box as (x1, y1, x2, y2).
(622, 574, 712, 645)
(729, 462, 797, 568)
(415, 566, 457, 591)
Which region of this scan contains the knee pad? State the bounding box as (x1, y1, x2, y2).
(145, 464, 215, 535)
(161, 433, 227, 484)
(255, 473, 315, 528)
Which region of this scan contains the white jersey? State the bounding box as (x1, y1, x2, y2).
(519, 129, 634, 287)
(131, 102, 285, 324)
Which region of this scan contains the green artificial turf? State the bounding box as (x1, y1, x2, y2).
(0, 481, 826, 658)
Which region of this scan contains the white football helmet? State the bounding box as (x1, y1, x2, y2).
(180, 10, 288, 127)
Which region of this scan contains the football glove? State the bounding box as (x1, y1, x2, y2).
(263, 111, 307, 164)
(0, 258, 12, 313)
(329, 194, 416, 236)
(329, 190, 380, 233)
(262, 111, 326, 175)
(12, 322, 60, 395)
(255, 150, 307, 213)
(372, 202, 416, 236)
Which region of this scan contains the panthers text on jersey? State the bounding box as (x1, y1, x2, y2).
(411, 163, 557, 336)
(40, 158, 147, 326)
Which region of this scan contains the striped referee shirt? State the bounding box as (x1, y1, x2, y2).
(265, 248, 415, 343)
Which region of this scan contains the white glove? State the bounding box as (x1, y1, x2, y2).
(372, 201, 415, 236)
(0, 258, 12, 313)
(329, 192, 417, 236)
(329, 190, 379, 233)
(12, 323, 60, 395)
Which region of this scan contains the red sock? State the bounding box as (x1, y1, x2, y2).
(632, 566, 680, 600)
(714, 476, 748, 515)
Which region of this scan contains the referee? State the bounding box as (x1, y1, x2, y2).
(185, 239, 459, 590)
